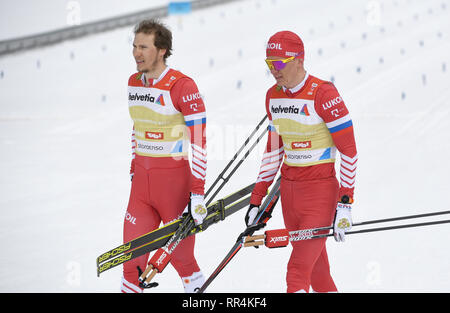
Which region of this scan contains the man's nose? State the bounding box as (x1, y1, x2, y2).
(133, 48, 141, 57)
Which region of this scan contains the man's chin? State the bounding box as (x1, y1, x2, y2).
(276, 79, 285, 86)
(137, 66, 147, 73)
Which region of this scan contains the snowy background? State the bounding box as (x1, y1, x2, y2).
(0, 0, 449, 292)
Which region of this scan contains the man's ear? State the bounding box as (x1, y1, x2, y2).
(158, 48, 167, 61)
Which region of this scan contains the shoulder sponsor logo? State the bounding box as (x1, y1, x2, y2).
(322, 96, 343, 110)
(307, 82, 319, 96)
(182, 92, 201, 103)
(190, 103, 198, 111)
(291, 141, 311, 149)
(331, 108, 340, 118)
(145, 131, 164, 140)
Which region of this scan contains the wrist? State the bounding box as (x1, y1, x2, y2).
(339, 195, 353, 204)
(250, 193, 263, 207)
(337, 203, 352, 210)
(191, 193, 204, 200)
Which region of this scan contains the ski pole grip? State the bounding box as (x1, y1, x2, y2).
(149, 248, 171, 273)
(264, 229, 290, 248)
(243, 234, 265, 247)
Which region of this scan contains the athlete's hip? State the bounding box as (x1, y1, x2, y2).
(134, 153, 190, 170)
(280, 176, 339, 230)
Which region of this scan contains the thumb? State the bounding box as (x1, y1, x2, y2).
(247, 207, 258, 226)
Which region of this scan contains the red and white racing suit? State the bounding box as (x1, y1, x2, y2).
(122, 67, 207, 293)
(250, 73, 358, 293)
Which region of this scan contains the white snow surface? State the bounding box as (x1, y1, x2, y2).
(0, 0, 450, 293)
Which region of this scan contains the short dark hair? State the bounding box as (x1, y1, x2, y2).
(134, 19, 172, 60)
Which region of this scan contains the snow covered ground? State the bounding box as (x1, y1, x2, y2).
(0, 0, 449, 293)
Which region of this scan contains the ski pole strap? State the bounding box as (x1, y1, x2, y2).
(148, 248, 171, 273)
(237, 223, 266, 243)
(139, 219, 195, 288)
(254, 177, 281, 225)
(138, 247, 172, 288)
(264, 229, 290, 248)
(244, 229, 290, 248)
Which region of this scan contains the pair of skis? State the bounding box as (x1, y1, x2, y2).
(96, 115, 269, 280)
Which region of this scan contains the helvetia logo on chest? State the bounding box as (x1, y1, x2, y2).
(129, 92, 155, 103)
(271, 105, 299, 114)
(155, 94, 165, 106)
(271, 103, 311, 116)
(300, 104, 310, 116)
(129, 92, 165, 106)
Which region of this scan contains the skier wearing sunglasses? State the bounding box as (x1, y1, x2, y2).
(245, 31, 358, 293)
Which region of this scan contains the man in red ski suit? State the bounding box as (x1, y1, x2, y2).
(245, 31, 358, 293)
(121, 20, 207, 293)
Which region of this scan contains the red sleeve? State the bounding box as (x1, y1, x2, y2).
(129, 74, 138, 177)
(171, 78, 207, 195)
(315, 83, 358, 202)
(250, 88, 285, 206)
(130, 126, 136, 176)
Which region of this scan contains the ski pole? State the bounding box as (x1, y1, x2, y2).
(139, 217, 195, 288)
(244, 211, 450, 247)
(197, 177, 281, 293)
(327, 218, 450, 239)
(205, 115, 268, 206)
(286, 209, 450, 238)
(351, 210, 450, 229)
